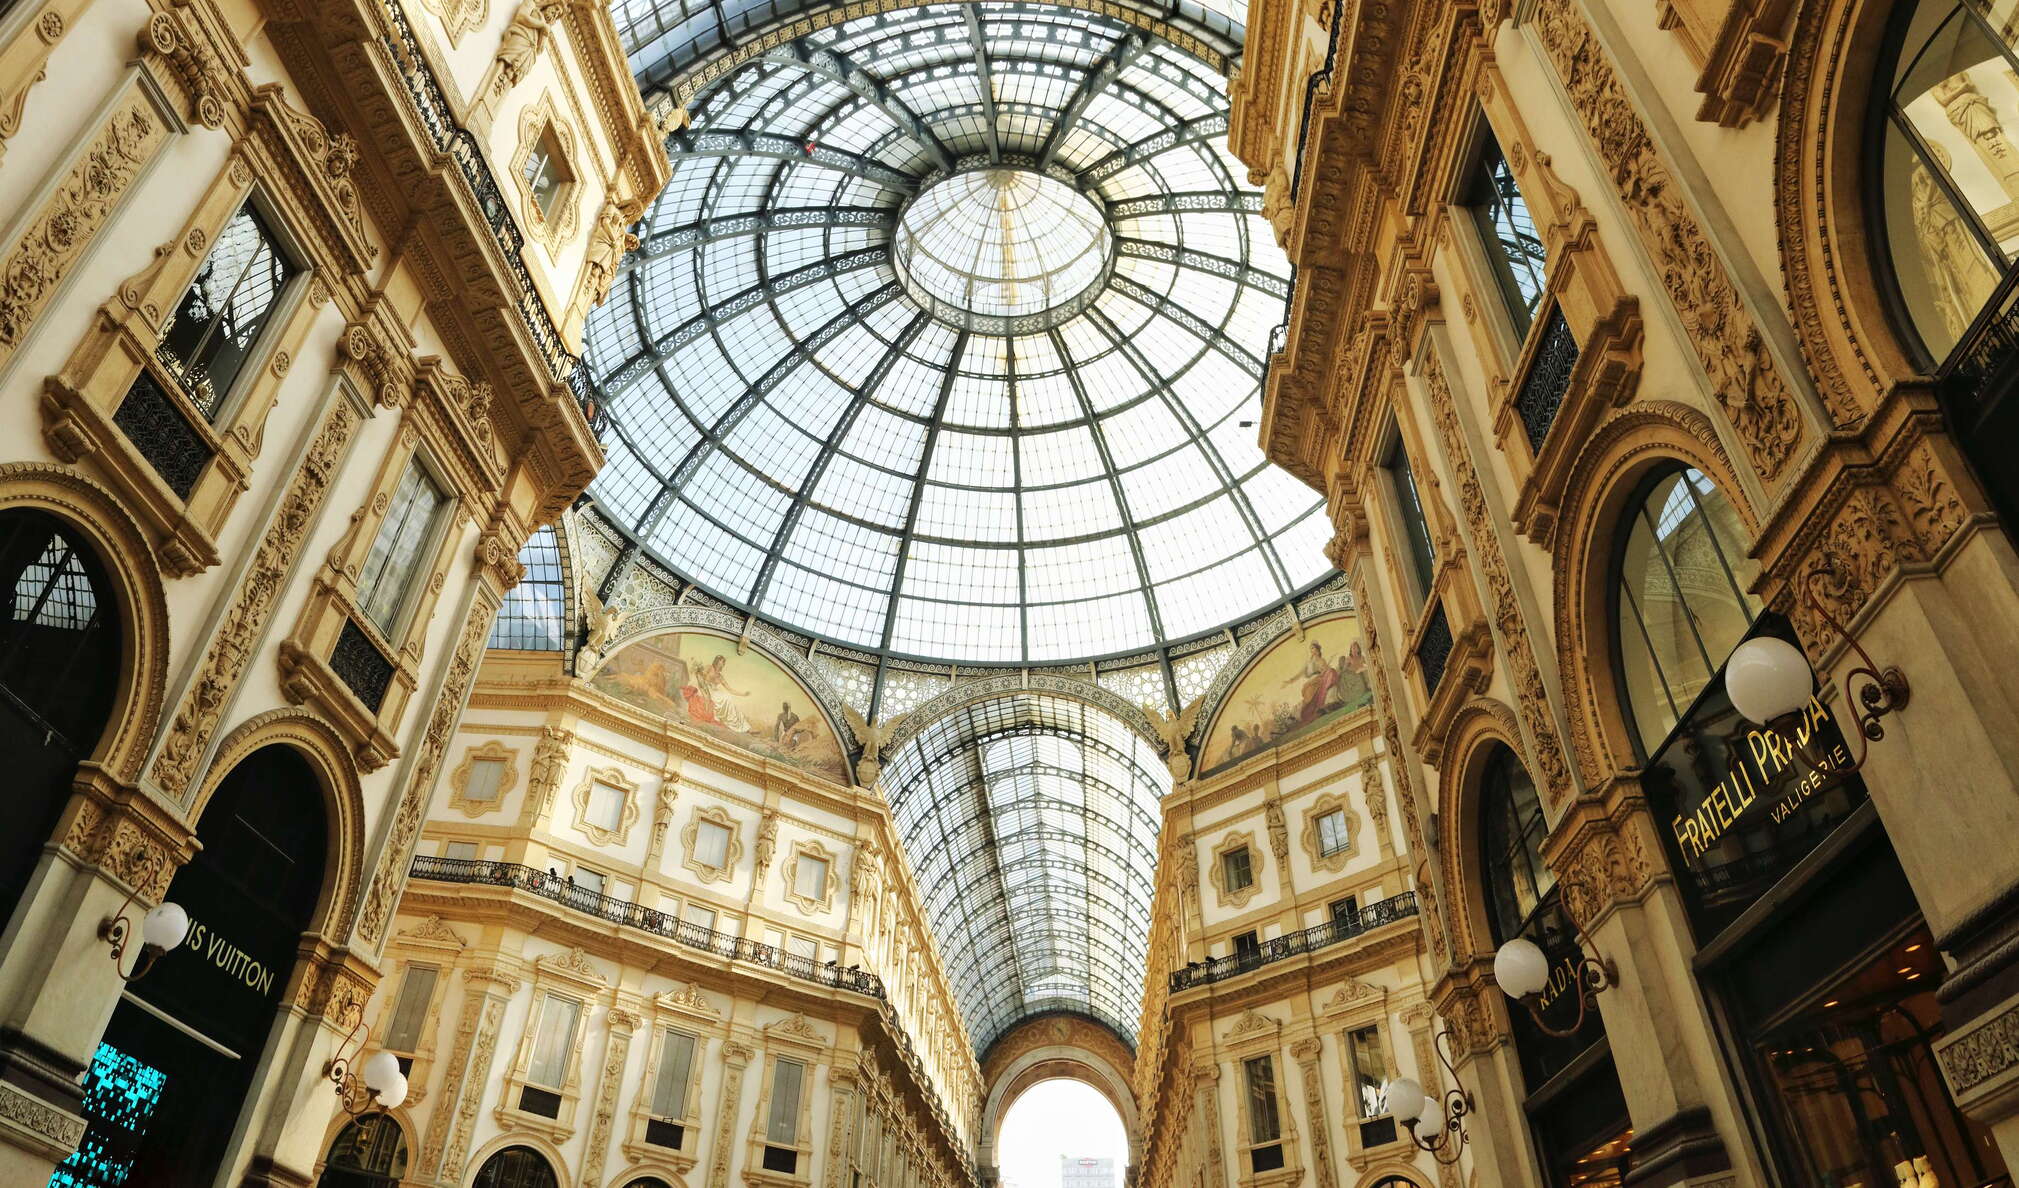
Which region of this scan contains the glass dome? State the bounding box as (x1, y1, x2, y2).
(584, 0, 1329, 666)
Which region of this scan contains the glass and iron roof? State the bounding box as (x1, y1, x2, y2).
(881, 694, 1166, 1051)
(583, 0, 1330, 667)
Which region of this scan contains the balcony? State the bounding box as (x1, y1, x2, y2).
(409, 855, 882, 995)
(1169, 892, 1419, 991)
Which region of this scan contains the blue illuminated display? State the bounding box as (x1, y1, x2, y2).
(48, 1043, 166, 1188)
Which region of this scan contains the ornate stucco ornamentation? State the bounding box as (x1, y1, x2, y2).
(570, 765, 640, 846)
(395, 915, 469, 947)
(579, 1016, 632, 1187)
(446, 740, 518, 818)
(1211, 830, 1264, 910)
(681, 804, 743, 885)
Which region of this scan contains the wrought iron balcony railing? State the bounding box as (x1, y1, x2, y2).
(409, 855, 884, 994)
(1170, 892, 1419, 991)
(1416, 602, 1453, 695)
(1515, 306, 1578, 454)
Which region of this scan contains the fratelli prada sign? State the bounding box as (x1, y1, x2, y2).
(1667, 695, 1855, 866)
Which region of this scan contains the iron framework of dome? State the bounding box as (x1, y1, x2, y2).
(581, 0, 1331, 670)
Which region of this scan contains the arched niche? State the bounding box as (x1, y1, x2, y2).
(586, 626, 852, 784)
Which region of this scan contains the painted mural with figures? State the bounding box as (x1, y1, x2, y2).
(590, 632, 850, 783)
(1200, 614, 1373, 775)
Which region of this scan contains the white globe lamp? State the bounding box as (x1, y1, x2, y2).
(140, 902, 191, 953)
(1725, 636, 1813, 726)
(1385, 1077, 1427, 1126)
(1495, 937, 1551, 999)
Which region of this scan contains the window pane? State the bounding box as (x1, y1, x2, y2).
(588, 783, 624, 830)
(695, 820, 730, 868)
(767, 1059, 804, 1143)
(465, 758, 506, 802)
(358, 461, 447, 634)
(444, 840, 478, 861)
(685, 903, 716, 931)
(156, 203, 297, 417)
(787, 935, 818, 961)
(528, 995, 579, 1088)
(1347, 1025, 1387, 1117)
(1387, 437, 1437, 605)
(652, 1031, 696, 1118)
(386, 965, 438, 1051)
(1244, 1056, 1280, 1142)
(1467, 127, 1547, 335)
(574, 868, 605, 897)
(1318, 810, 1349, 855)
(1225, 847, 1252, 891)
(795, 855, 827, 900)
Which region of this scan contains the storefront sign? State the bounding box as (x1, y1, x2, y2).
(1669, 695, 1854, 865)
(179, 917, 280, 999)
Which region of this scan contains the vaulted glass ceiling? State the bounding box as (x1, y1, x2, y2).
(582, 0, 1331, 667)
(881, 694, 1165, 1051)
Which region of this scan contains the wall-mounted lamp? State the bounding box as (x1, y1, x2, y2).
(1494, 930, 1615, 1040)
(98, 855, 191, 982)
(325, 1006, 408, 1116)
(1384, 1026, 1473, 1165)
(1725, 570, 1909, 776)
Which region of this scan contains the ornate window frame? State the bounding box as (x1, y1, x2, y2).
(681, 805, 742, 885)
(1214, 831, 1264, 910)
(448, 740, 519, 817)
(1301, 794, 1361, 874)
(572, 764, 640, 846)
(782, 839, 836, 916)
(377, 916, 470, 1106)
(622, 983, 723, 1171)
(278, 419, 467, 771)
(510, 94, 581, 254)
(494, 947, 606, 1143)
(746, 1016, 829, 1184)
(1224, 1012, 1299, 1186)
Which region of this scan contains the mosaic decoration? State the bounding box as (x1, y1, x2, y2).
(591, 631, 849, 782)
(1199, 612, 1372, 775)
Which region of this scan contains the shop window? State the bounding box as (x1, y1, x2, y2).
(1611, 466, 1759, 756)
(0, 511, 120, 936)
(1316, 809, 1351, 856)
(154, 201, 299, 419)
(1243, 1054, 1285, 1172)
(356, 459, 449, 638)
(1385, 433, 1438, 608)
(383, 965, 436, 1060)
(647, 1028, 696, 1149)
(1481, 746, 1554, 941)
(1233, 930, 1260, 966)
(316, 1114, 407, 1188)
(522, 126, 571, 219)
(1223, 845, 1254, 893)
(1462, 124, 1548, 338)
(472, 1146, 558, 1188)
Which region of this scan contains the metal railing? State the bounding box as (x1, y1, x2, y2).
(409, 856, 884, 994)
(1514, 307, 1578, 454)
(1169, 892, 1419, 991)
(1416, 603, 1453, 696)
(374, 0, 592, 419)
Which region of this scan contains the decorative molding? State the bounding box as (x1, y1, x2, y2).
(1212, 830, 1264, 910)
(570, 764, 641, 846)
(765, 1013, 827, 1044)
(1300, 792, 1360, 873)
(782, 837, 838, 916)
(1320, 976, 1384, 1014)
(660, 983, 720, 1017)
(1227, 1008, 1280, 1039)
(0, 1078, 86, 1154)
(680, 803, 742, 885)
(537, 945, 608, 986)
(508, 91, 582, 254)
(395, 915, 469, 947)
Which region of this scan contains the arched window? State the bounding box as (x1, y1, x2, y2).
(0, 509, 121, 930)
(472, 1146, 559, 1188)
(1479, 744, 1552, 947)
(317, 1115, 407, 1188)
(624, 1180, 675, 1188)
(1879, 0, 2019, 362)
(1611, 466, 1757, 757)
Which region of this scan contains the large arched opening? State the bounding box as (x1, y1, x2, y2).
(979, 1013, 1141, 1184)
(992, 1079, 1130, 1188)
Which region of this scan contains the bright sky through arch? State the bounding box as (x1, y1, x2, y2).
(997, 1080, 1128, 1188)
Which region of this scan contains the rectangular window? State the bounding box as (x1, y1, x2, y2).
(694, 819, 731, 869)
(1330, 896, 1359, 929)
(1386, 434, 1438, 607)
(1223, 846, 1253, 893)
(586, 782, 625, 831)
(357, 459, 448, 635)
(443, 840, 478, 861)
(463, 757, 507, 803)
(1464, 124, 1548, 337)
(526, 994, 579, 1089)
(1317, 809, 1351, 856)
(157, 201, 298, 417)
(572, 867, 604, 898)
(1233, 930, 1260, 957)
(650, 1030, 697, 1119)
(1347, 1025, 1389, 1118)
(685, 903, 717, 932)
(767, 1058, 805, 1144)
(1245, 1055, 1281, 1143)
(385, 965, 437, 1052)
(523, 128, 570, 216)
(787, 935, 819, 963)
(794, 853, 828, 902)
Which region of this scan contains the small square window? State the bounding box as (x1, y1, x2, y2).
(786, 935, 818, 962)
(695, 820, 731, 869)
(573, 867, 605, 897)
(1330, 896, 1359, 929)
(523, 128, 571, 217)
(443, 840, 478, 861)
(1233, 930, 1260, 957)
(794, 853, 828, 902)
(684, 903, 717, 932)
(587, 782, 624, 831)
(1224, 846, 1253, 892)
(463, 757, 506, 803)
(1317, 809, 1351, 856)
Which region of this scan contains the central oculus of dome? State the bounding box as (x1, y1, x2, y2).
(892, 168, 1112, 331)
